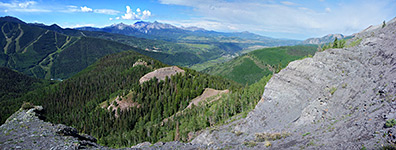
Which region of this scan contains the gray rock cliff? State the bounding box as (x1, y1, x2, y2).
(192, 18, 396, 149)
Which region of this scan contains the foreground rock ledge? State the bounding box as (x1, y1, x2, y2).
(0, 106, 102, 150)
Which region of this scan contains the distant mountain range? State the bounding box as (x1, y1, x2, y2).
(76, 21, 301, 46)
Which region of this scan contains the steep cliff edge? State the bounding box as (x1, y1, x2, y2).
(192, 18, 396, 149)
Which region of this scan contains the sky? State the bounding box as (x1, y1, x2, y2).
(0, 0, 395, 40)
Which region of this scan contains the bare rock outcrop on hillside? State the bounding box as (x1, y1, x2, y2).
(192, 18, 396, 149)
(139, 66, 185, 84)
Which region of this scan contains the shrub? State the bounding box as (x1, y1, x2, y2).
(302, 132, 311, 137)
(265, 141, 272, 147)
(255, 132, 290, 142)
(330, 87, 337, 95)
(21, 101, 34, 110)
(382, 21, 386, 28)
(385, 119, 396, 128)
(244, 141, 257, 147)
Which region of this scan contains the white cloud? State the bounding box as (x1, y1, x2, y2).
(80, 6, 92, 12)
(64, 5, 119, 15)
(113, 5, 151, 20)
(122, 6, 136, 19)
(94, 9, 120, 15)
(142, 10, 151, 19)
(325, 7, 331, 12)
(64, 24, 96, 28)
(109, 18, 113, 20)
(18, 1, 36, 8)
(0, 1, 50, 12)
(159, 0, 396, 39)
(281, 1, 297, 6)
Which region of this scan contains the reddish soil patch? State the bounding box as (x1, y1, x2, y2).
(101, 93, 141, 117)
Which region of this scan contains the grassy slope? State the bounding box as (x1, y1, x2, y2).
(203, 45, 318, 85)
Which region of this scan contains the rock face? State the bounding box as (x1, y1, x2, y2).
(192, 18, 396, 149)
(0, 106, 103, 150)
(139, 66, 185, 84)
(303, 34, 346, 44)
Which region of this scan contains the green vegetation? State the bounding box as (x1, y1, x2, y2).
(382, 21, 386, 28)
(0, 19, 222, 79)
(385, 119, 396, 128)
(348, 38, 362, 48)
(21, 101, 34, 110)
(255, 132, 290, 142)
(0, 50, 273, 148)
(1, 17, 282, 148)
(244, 141, 257, 147)
(0, 67, 53, 123)
(302, 132, 311, 137)
(190, 56, 231, 71)
(321, 37, 346, 50)
(204, 45, 317, 85)
(330, 87, 337, 95)
(0, 51, 275, 148)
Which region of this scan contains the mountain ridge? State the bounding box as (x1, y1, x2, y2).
(75, 20, 301, 46)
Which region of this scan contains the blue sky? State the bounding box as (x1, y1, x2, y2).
(1, 0, 395, 40)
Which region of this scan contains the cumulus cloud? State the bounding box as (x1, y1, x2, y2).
(122, 6, 135, 19)
(142, 10, 151, 19)
(159, 0, 396, 39)
(18, 1, 36, 8)
(112, 5, 151, 20)
(80, 6, 92, 12)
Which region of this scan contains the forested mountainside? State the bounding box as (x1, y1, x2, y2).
(0, 50, 273, 148)
(203, 45, 318, 85)
(0, 67, 54, 123)
(0, 18, 134, 79)
(0, 16, 231, 79)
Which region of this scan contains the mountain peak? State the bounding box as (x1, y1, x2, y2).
(111, 22, 131, 30)
(0, 16, 25, 24)
(303, 33, 348, 44)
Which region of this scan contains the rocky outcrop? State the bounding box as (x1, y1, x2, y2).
(0, 106, 103, 149)
(192, 18, 396, 149)
(303, 34, 347, 44)
(139, 66, 185, 84)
